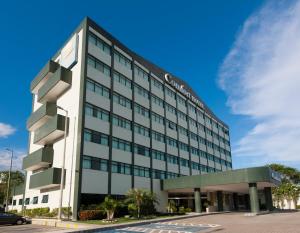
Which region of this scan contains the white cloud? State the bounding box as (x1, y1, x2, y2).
(219, 0, 300, 167)
(0, 149, 26, 171)
(0, 122, 16, 138)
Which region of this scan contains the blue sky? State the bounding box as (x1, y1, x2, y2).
(1, 0, 300, 170)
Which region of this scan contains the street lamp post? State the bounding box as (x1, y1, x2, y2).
(57, 106, 68, 220)
(5, 148, 13, 212)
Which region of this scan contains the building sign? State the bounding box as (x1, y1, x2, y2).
(164, 73, 204, 108)
(270, 170, 282, 182)
(59, 33, 78, 69)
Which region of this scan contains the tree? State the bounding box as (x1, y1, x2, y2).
(0, 171, 25, 204)
(291, 185, 300, 209)
(100, 196, 118, 221)
(126, 189, 158, 219)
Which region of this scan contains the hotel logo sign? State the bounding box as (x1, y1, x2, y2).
(164, 73, 204, 108)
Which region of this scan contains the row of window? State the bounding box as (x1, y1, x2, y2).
(83, 128, 232, 168)
(84, 103, 231, 155)
(85, 78, 230, 145)
(12, 195, 48, 206)
(87, 35, 229, 136)
(82, 155, 223, 178)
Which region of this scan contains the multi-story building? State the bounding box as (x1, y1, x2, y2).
(10, 17, 278, 219)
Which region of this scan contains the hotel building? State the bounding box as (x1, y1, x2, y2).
(10, 17, 278, 219)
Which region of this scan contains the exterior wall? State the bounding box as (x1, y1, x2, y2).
(13, 18, 232, 216)
(21, 28, 85, 212)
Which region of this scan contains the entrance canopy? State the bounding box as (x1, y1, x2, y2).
(163, 167, 281, 194)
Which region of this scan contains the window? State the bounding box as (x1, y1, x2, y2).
(177, 111, 186, 121)
(166, 87, 176, 99)
(87, 55, 111, 76)
(85, 103, 109, 121)
(178, 126, 188, 136)
(152, 131, 165, 143)
(167, 120, 177, 131)
(134, 103, 150, 118)
(151, 95, 164, 108)
(152, 150, 165, 161)
(208, 167, 215, 173)
(134, 65, 148, 81)
(190, 132, 198, 142)
(180, 158, 189, 167)
(134, 84, 149, 99)
(134, 144, 150, 157)
(112, 115, 131, 130)
(83, 156, 108, 171)
(134, 166, 150, 178)
(166, 137, 177, 147)
(88, 32, 111, 55)
(192, 162, 200, 171)
(179, 142, 189, 152)
(152, 78, 163, 91)
(83, 156, 91, 169)
(177, 95, 186, 106)
(112, 137, 132, 152)
(113, 71, 132, 89)
(151, 112, 164, 125)
(84, 129, 109, 145)
(41, 195, 49, 204)
(113, 93, 132, 109)
(167, 172, 179, 179)
(199, 150, 207, 159)
(207, 153, 214, 161)
(18, 199, 23, 205)
(201, 165, 208, 172)
(199, 137, 206, 145)
(188, 104, 196, 114)
(134, 124, 150, 137)
(207, 141, 213, 149)
(114, 50, 132, 69)
(13, 200, 16, 206)
(152, 169, 166, 179)
(111, 161, 131, 175)
(167, 154, 179, 164)
(25, 198, 30, 205)
(166, 103, 176, 115)
(86, 79, 110, 98)
(190, 147, 199, 156)
(198, 124, 205, 132)
(189, 118, 197, 127)
(33, 196, 38, 204)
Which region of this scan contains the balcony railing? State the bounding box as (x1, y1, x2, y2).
(29, 167, 63, 190)
(37, 66, 72, 104)
(27, 102, 57, 131)
(33, 114, 67, 145)
(22, 147, 53, 171)
(31, 60, 60, 94)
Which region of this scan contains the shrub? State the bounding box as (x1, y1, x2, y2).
(78, 210, 104, 221)
(296, 205, 300, 209)
(178, 206, 186, 214)
(185, 207, 192, 213)
(8, 210, 18, 214)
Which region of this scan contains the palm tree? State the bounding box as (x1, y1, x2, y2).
(126, 189, 145, 219)
(291, 185, 300, 209)
(100, 196, 118, 221)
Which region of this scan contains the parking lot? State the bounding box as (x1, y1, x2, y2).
(1, 211, 300, 233)
(0, 224, 70, 233)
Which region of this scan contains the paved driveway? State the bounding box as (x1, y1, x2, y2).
(0, 224, 69, 233)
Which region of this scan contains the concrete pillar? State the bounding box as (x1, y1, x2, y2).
(194, 188, 202, 213)
(264, 187, 273, 211)
(217, 191, 223, 211)
(249, 183, 259, 213)
(233, 193, 239, 211)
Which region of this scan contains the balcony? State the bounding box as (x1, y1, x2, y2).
(29, 167, 63, 190)
(27, 102, 57, 131)
(31, 60, 60, 94)
(22, 147, 53, 171)
(33, 114, 67, 145)
(37, 66, 72, 104)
